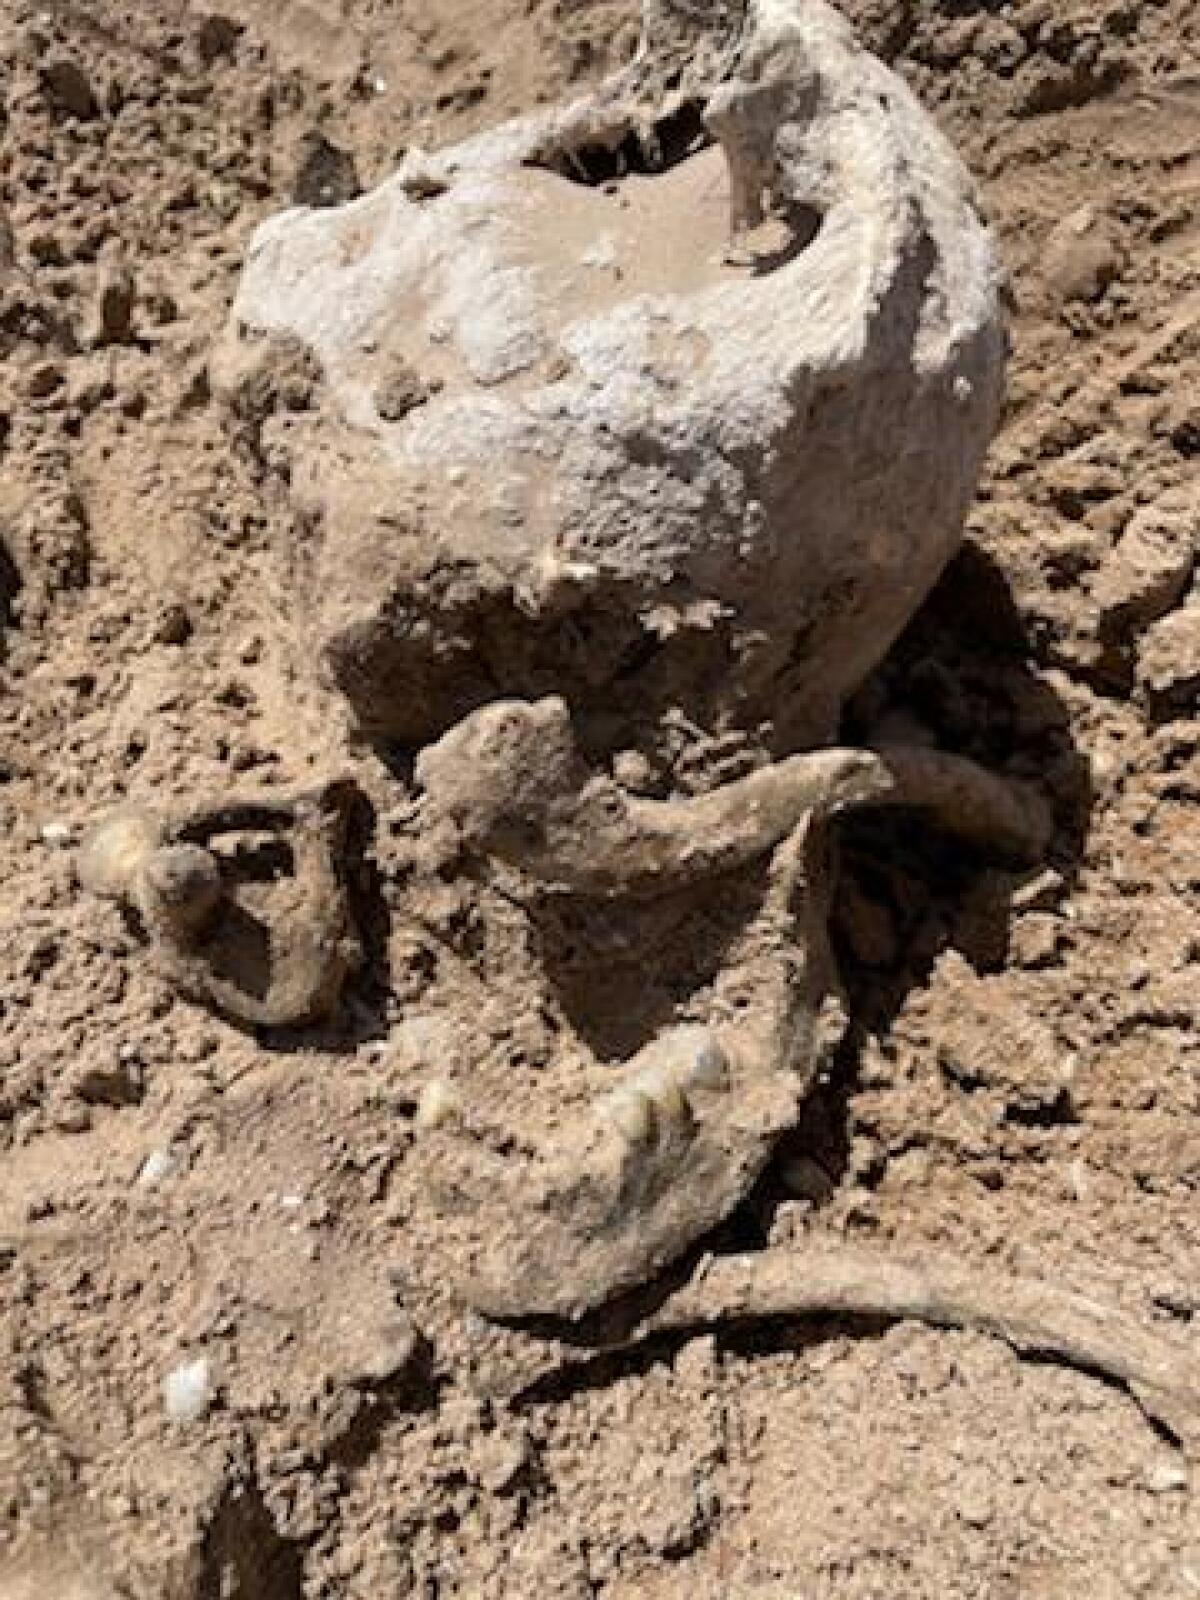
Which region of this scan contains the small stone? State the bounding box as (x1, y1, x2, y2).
(292, 133, 361, 209)
(1144, 1458, 1189, 1495)
(163, 1356, 212, 1422)
(1042, 206, 1123, 304)
(137, 1149, 178, 1187)
(414, 1079, 462, 1130)
(152, 603, 193, 645)
(337, 1312, 420, 1387)
(40, 821, 72, 846)
(27, 363, 64, 399)
(1091, 489, 1197, 638)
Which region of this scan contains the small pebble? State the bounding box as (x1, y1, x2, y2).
(137, 1149, 178, 1187)
(40, 821, 72, 845)
(1144, 1458, 1189, 1495)
(163, 1356, 212, 1422)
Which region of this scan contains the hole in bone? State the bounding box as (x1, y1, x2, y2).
(515, 118, 824, 310)
(354, 581, 744, 771)
(175, 832, 309, 1008)
(530, 99, 711, 184)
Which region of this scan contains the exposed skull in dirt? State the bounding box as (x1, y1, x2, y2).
(216, 0, 1004, 760)
(90, 0, 1046, 1320)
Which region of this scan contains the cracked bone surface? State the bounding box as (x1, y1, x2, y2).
(217, 0, 1004, 753)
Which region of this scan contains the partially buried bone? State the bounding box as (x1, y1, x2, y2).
(218, 0, 1005, 754)
(417, 698, 1050, 1320)
(77, 781, 359, 1028)
(417, 695, 1051, 896)
(513, 1244, 1200, 1460)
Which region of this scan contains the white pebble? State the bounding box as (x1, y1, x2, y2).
(602, 1086, 657, 1146)
(163, 1357, 212, 1422)
(1144, 1458, 1189, 1495)
(137, 1149, 178, 1187)
(582, 237, 617, 270)
(40, 821, 72, 845)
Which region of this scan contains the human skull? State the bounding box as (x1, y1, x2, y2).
(194, 0, 1033, 1318)
(216, 0, 1004, 766)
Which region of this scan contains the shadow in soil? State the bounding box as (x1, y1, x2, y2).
(757, 538, 1093, 1217)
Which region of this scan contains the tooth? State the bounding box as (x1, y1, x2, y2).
(650, 1074, 693, 1129)
(602, 1087, 657, 1146)
(682, 1032, 730, 1093)
(414, 1079, 463, 1131)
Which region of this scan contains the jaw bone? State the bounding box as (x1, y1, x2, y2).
(416, 697, 1049, 1320)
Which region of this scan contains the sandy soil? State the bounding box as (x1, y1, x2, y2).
(0, 0, 1198, 1594)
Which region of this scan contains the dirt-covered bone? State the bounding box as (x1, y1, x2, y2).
(417, 696, 1051, 898)
(77, 782, 359, 1029)
(639, 1247, 1200, 1456)
(517, 1245, 1200, 1458)
(415, 700, 1049, 1319)
(217, 0, 1004, 758)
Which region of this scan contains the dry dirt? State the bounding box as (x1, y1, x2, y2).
(1, 0, 1199, 1595)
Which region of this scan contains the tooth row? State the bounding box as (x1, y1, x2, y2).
(599, 1027, 730, 1147)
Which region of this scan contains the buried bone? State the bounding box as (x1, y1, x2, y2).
(417, 695, 1051, 898)
(205, 0, 1125, 1355)
(503, 1244, 1200, 1462)
(77, 782, 359, 1029)
(216, 0, 1004, 755)
(417, 715, 1047, 1320)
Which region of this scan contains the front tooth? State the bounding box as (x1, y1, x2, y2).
(414, 1079, 463, 1131)
(683, 1033, 730, 1092)
(651, 1074, 693, 1129)
(603, 1087, 657, 1146)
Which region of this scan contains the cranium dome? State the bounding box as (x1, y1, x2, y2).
(218, 0, 1004, 758)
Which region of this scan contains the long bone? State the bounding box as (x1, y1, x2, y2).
(637, 1245, 1200, 1458)
(416, 698, 1051, 1319)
